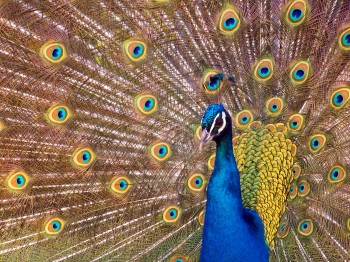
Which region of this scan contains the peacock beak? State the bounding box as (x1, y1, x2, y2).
(199, 129, 213, 151)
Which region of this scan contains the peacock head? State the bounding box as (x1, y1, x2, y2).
(200, 104, 231, 150)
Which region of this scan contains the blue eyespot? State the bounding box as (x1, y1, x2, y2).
(290, 187, 294, 193)
(301, 221, 309, 229)
(51, 46, 63, 60)
(240, 116, 250, 124)
(144, 98, 155, 111)
(342, 33, 350, 47)
(293, 69, 305, 80)
(223, 17, 237, 30)
(119, 179, 128, 191)
(57, 108, 67, 121)
(333, 94, 344, 106)
(331, 168, 339, 179)
(132, 44, 144, 58)
(16, 175, 25, 187)
(207, 76, 221, 91)
(176, 260, 183, 262)
(158, 146, 167, 157)
(258, 67, 270, 78)
(169, 209, 177, 219)
(82, 151, 91, 163)
(270, 104, 278, 112)
(299, 183, 305, 192)
(290, 8, 303, 22)
(279, 225, 285, 232)
(311, 138, 319, 149)
(195, 177, 203, 187)
(52, 221, 61, 231)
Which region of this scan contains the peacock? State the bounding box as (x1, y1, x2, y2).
(0, 0, 350, 261)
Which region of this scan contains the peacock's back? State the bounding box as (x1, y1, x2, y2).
(0, 0, 350, 261)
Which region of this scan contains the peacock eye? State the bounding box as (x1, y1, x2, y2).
(123, 39, 147, 62)
(266, 97, 284, 116)
(202, 70, 223, 94)
(71, 147, 96, 168)
(170, 256, 188, 262)
(150, 142, 171, 162)
(217, 6, 241, 35)
(298, 219, 313, 236)
(277, 223, 289, 238)
(6, 170, 31, 192)
(135, 94, 158, 115)
(40, 41, 67, 64)
(46, 105, 72, 125)
(328, 165, 346, 184)
(187, 174, 206, 192)
(298, 179, 310, 197)
(308, 134, 326, 153)
(330, 87, 349, 109)
(110, 176, 132, 194)
(285, 0, 308, 27)
(338, 26, 350, 51)
(253, 58, 274, 82)
(289, 60, 311, 85)
(198, 210, 205, 226)
(44, 218, 65, 236)
(163, 206, 181, 223)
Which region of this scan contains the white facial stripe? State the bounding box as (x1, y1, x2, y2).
(209, 113, 220, 135)
(218, 111, 226, 133)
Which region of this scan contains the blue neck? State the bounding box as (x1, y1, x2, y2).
(200, 127, 269, 261)
(211, 129, 243, 211)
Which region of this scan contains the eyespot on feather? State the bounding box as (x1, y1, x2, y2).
(253, 58, 274, 82)
(208, 154, 215, 170)
(298, 179, 310, 197)
(298, 219, 313, 236)
(163, 206, 181, 223)
(44, 218, 65, 236)
(266, 97, 284, 116)
(328, 165, 346, 184)
(292, 163, 301, 179)
(123, 39, 147, 62)
(285, 0, 309, 27)
(235, 110, 253, 128)
(110, 176, 131, 194)
(135, 94, 158, 115)
(6, 170, 31, 192)
(46, 104, 72, 125)
(201, 70, 224, 94)
(71, 147, 96, 168)
(288, 114, 304, 133)
(277, 223, 289, 238)
(170, 256, 188, 262)
(217, 6, 241, 35)
(289, 184, 297, 199)
(248, 121, 262, 131)
(40, 41, 67, 64)
(308, 134, 326, 154)
(289, 60, 311, 85)
(198, 210, 205, 226)
(338, 26, 350, 51)
(330, 87, 349, 109)
(187, 174, 206, 192)
(150, 142, 171, 162)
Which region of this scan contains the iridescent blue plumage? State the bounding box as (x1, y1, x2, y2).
(200, 105, 269, 261)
